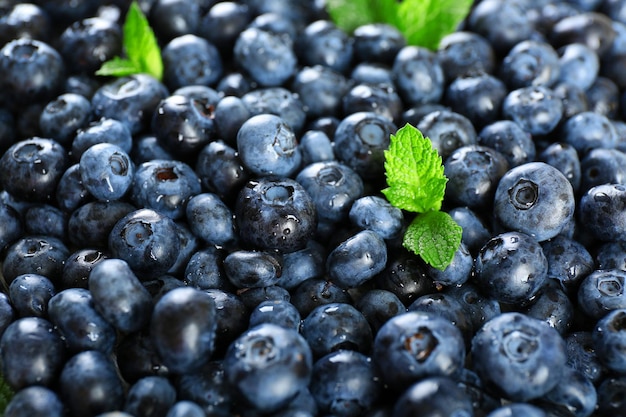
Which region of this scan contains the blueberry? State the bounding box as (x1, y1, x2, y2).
(67, 200, 135, 249)
(448, 207, 492, 255)
(417, 109, 477, 161)
(392, 376, 474, 417)
(334, 111, 396, 180)
(579, 183, 626, 243)
(108, 208, 181, 279)
(525, 283, 574, 335)
(561, 111, 618, 155)
(235, 177, 317, 253)
(162, 34, 223, 90)
(165, 401, 206, 417)
(199, 2, 252, 52)
(374, 250, 436, 305)
(2, 235, 69, 285)
(550, 12, 616, 56)
(216, 71, 253, 97)
(592, 308, 626, 374)
(588, 76, 620, 116)
(79, 143, 134, 201)
(578, 269, 626, 319)
(355, 289, 406, 333)
(310, 350, 381, 417)
(424, 242, 474, 288)
(61, 248, 107, 290)
(474, 231, 548, 305)
(540, 366, 597, 417)
(499, 40, 560, 89)
(477, 120, 536, 168)
(213, 96, 251, 147)
(437, 31, 496, 79)
(123, 376, 177, 417)
(541, 235, 594, 290)
(223, 323, 313, 414)
(445, 283, 502, 332)
(342, 83, 403, 124)
(596, 241, 626, 270)
(149, 0, 201, 42)
(131, 159, 201, 220)
(299, 130, 335, 166)
(39, 93, 92, 146)
(0, 317, 66, 390)
(183, 246, 230, 291)
(353, 23, 406, 64)
(326, 230, 387, 289)
(0, 203, 22, 253)
(88, 258, 152, 334)
(3, 385, 64, 417)
(8, 273, 56, 318)
(301, 302, 373, 358)
(444, 73, 508, 129)
(59, 350, 125, 417)
(392, 46, 444, 106)
(538, 142, 581, 193)
(248, 12, 298, 39)
(373, 311, 466, 391)
(241, 87, 307, 134)
(580, 148, 626, 194)
(277, 240, 326, 290)
(348, 195, 403, 240)
(596, 376, 626, 417)
(185, 192, 237, 248)
(236, 114, 302, 177)
(557, 43, 599, 90)
(502, 86, 564, 136)
(0, 137, 69, 203)
(150, 287, 218, 374)
(296, 19, 354, 73)
(234, 27, 297, 87)
(290, 278, 351, 317)
(553, 81, 589, 119)
(471, 312, 568, 401)
(566, 331, 606, 384)
(0, 3, 51, 47)
(72, 117, 133, 163)
(116, 330, 170, 384)
(175, 360, 231, 416)
(486, 404, 548, 417)
(493, 162, 575, 242)
(350, 62, 395, 86)
(249, 299, 301, 331)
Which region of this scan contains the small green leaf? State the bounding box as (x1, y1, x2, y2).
(96, 1, 163, 80)
(403, 210, 463, 270)
(382, 124, 447, 213)
(325, 0, 377, 34)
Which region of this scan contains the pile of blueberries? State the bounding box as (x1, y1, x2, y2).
(2, 0, 626, 416)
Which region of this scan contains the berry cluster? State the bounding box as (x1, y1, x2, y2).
(0, 0, 626, 416)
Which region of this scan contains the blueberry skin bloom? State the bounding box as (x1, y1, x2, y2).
(579, 183, 626, 242)
(471, 312, 567, 402)
(108, 208, 181, 279)
(0, 137, 68, 203)
(88, 258, 153, 334)
(392, 45, 444, 106)
(224, 323, 313, 414)
(392, 376, 474, 417)
(577, 269, 626, 319)
(310, 350, 381, 417)
(236, 114, 302, 177)
(236, 177, 317, 253)
(150, 287, 218, 374)
(79, 143, 134, 201)
(593, 308, 626, 374)
(494, 162, 575, 242)
(326, 230, 388, 289)
(502, 86, 563, 135)
(162, 34, 223, 90)
(0, 317, 66, 390)
(372, 311, 466, 391)
(3, 385, 65, 417)
(475, 231, 548, 305)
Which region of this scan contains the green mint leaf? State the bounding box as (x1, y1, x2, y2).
(95, 57, 141, 77)
(325, 0, 473, 50)
(96, 1, 163, 80)
(382, 124, 447, 213)
(403, 210, 463, 270)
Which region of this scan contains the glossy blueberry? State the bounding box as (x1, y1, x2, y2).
(3, 385, 64, 417)
(486, 404, 547, 417)
(223, 323, 313, 414)
(437, 31, 496, 79)
(353, 23, 405, 63)
(165, 401, 206, 417)
(194, 140, 249, 205)
(116, 330, 170, 384)
(596, 376, 626, 417)
(249, 300, 301, 331)
(59, 16, 122, 75)
(348, 195, 403, 240)
(234, 27, 297, 87)
(417, 109, 477, 161)
(167, 222, 199, 277)
(0, 38, 65, 107)
(538, 142, 581, 193)
(149, 0, 201, 41)
(444, 145, 509, 210)
(71, 117, 132, 163)
(150, 287, 218, 374)
(185, 192, 237, 248)
(553, 81, 590, 120)
(48, 287, 116, 354)
(124, 376, 177, 417)
(579, 184, 626, 242)
(425, 242, 474, 288)
(108, 208, 181, 279)
(213, 96, 251, 146)
(215, 71, 254, 97)
(310, 350, 381, 417)
(59, 350, 125, 417)
(223, 250, 282, 289)
(67, 200, 135, 249)
(0, 137, 68, 203)
(541, 235, 594, 289)
(183, 246, 230, 291)
(541, 366, 597, 417)
(502, 86, 564, 136)
(88, 258, 152, 334)
(494, 162, 575, 242)
(161, 34, 223, 91)
(0, 3, 51, 47)
(596, 241, 626, 270)
(580, 148, 626, 194)
(248, 11, 298, 38)
(557, 43, 599, 90)
(326, 230, 387, 289)
(175, 360, 231, 415)
(600, 20, 626, 88)
(299, 130, 335, 166)
(0, 317, 65, 390)
(236, 285, 291, 311)
(79, 143, 134, 201)
(61, 248, 107, 289)
(586, 76, 620, 118)
(301, 302, 373, 358)
(408, 292, 474, 344)
(445, 73, 508, 129)
(550, 12, 616, 56)
(566, 331, 606, 384)
(291, 278, 351, 317)
(199, 2, 252, 52)
(393, 376, 474, 417)
(342, 83, 402, 124)
(2, 235, 69, 285)
(9, 273, 56, 318)
(296, 19, 353, 73)
(374, 250, 436, 305)
(373, 311, 465, 391)
(0, 293, 15, 340)
(23, 203, 66, 240)
(350, 62, 395, 86)
(334, 111, 396, 180)
(278, 240, 325, 290)
(241, 87, 307, 134)
(471, 312, 568, 401)
(448, 206, 492, 255)
(445, 283, 502, 332)
(477, 120, 536, 168)
(577, 269, 626, 319)
(91, 74, 168, 135)
(561, 111, 618, 155)
(525, 283, 574, 335)
(0, 203, 22, 252)
(474, 231, 548, 305)
(500, 40, 560, 89)
(236, 177, 317, 253)
(131, 159, 201, 220)
(392, 46, 444, 106)
(39, 93, 92, 145)
(592, 308, 626, 374)
(236, 114, 302, 177)
(355, 290, 404, 333)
